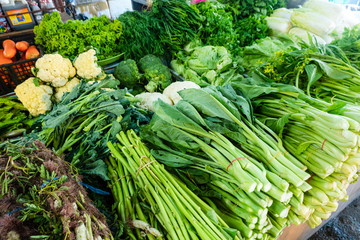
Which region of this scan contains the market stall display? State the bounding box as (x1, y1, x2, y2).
(2, 0, 360, 239)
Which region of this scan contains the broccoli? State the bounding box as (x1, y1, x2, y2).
(139, 54, 164, 70)
(138, 54, 172, 93)
(114, 59, 143, 89)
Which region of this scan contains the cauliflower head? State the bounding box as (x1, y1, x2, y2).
(54, 77, 80, 102)
(14, 78, 53, 116)
(163, 81, 201, 104)
(35, 54, 76, 87)
(74, 49, 102, 80)
(135, 92, 173, 112)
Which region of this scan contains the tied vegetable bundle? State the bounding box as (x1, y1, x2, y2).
(118, 0, 201, 60)
(142, 86, 312, 239)
(0, 140, 113, 240)
(232, 80, 360, 227)
(107, 130, 239, 240)
(31, 77, 151, 181)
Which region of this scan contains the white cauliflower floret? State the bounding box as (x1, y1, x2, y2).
(35, 54, 76, 87)
(163, 81, 201, 104)
(135, 92, 173, 112)
(14, 78, 53, 116)
(54, 77, 80, 102)
(74, 49, 102, 80)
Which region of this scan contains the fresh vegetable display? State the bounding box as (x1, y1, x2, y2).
(15, 49, 103, 116)
(0, 140, 113, 240)
(107, 130, 240, 240)
(34, 12, 123, 60)
(142, 86, 312, 239)
(31, 77, 151, 181)
(2, 0, 360, 239)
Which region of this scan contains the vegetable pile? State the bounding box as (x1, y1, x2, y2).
(171, 44, 241, 87)
(114, 54, 172, 94)
(34, 12, 123, 60)
(0, 140, 113, 240)
(0, 39, 40, 65)
(14, 49, 103, 116)
(3, 0, 360, 239)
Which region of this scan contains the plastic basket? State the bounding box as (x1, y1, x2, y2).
(0, 35, 43, 96)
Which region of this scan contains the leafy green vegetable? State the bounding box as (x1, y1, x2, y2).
(150, 0, 201, 55)
(191, 1, 239, 54)
(331, 24, 360, 68)
(31, 76, 151, 180)
(0, 96, 36, 138)
(118, 11, 165, 60)
(34, 12, 123, 60)
(171, 45, 243, 86)
(231, 79, 360, 227)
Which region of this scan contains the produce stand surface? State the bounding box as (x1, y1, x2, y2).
(279, 180, 360, 240)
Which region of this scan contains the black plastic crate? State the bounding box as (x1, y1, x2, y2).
(0, 34, 43, 96)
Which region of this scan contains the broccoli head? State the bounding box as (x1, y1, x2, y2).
(139, 54, 163, 71)
(139, 55, 172, 93)
(114, 59, 143, 89)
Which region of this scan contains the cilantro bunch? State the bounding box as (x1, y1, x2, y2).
(34, 12, 123, 60)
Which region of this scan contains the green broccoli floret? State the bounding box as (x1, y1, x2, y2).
(139, 54, 163, 70)
(139, 55, 172, 93)
(114, 59, 143, 89)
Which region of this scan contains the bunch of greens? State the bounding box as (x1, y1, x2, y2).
(118, 11, 165, 60)
(244, 38, 360, 105)
(107, 130, 240, 240)
(191, 1, 240, 55)
(216, 0, 288, 49)
(218, 0, 288, 18)
(331, 24, 360, 68)
(0, 96, 36, 139)
(150, 0, 201, 55)
(0, 140, 113, 240)
(34, 12, 123, 60)
(171, 45, 243, 86)
(141, 86, 312, 239)
(31, 77, 151, 181)
(231, 80, 360, 227)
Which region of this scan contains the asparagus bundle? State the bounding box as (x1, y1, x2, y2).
(107, 130, 239, 240)
(0, 140, 113, 240)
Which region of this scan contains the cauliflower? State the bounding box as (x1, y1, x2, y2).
(35, 54, 76, 87)
(135, 92, 173, 112)
(163, 81, 201, 104)
(74, 49, 102, 80)
(54, 77, 80, 102)
(14, 78, 53, 116)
